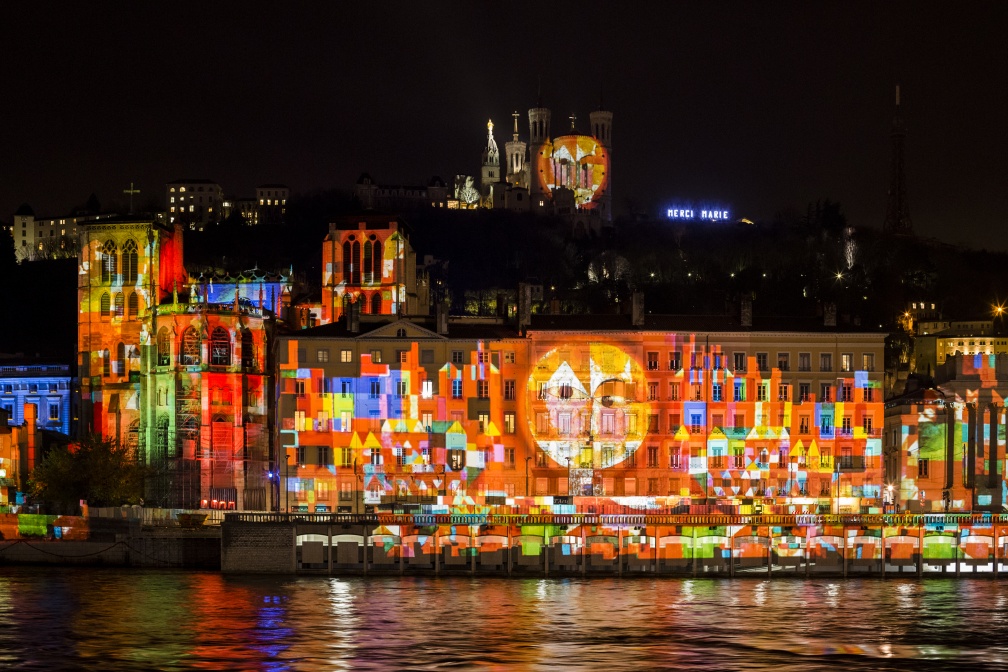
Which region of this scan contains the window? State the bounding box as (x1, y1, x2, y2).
(340, 349, 352, 363)
(757, 384, 768, 402)
(420, 349, 435, 364)
(121, 239, 138, 284)
(421, 380, 433, 399)
(451, 350, 463, 364)
(505, 447, 516, 468)
(127, 292, 139, 320)
(690, 413, 702, 434)
(157, 328, 171, 366)
(422, 412, 433, 432)
(777, 353, 789, 371)
(669, 382, 680, 401)
(504, 412, 516, 434)
(669, 452, 681, 469)
(863, 416, 874, 435)
(646, 445, 659, 467)
(647, 352, 659, 370)
(798, 353, 811, 372)
(478, 412, 490, 433)
(537, 382, 547, 400)
(477, 380, 489, 398)
(862, 353, 875, 371)
(477, 351, 491, 364)
(692, 384, 702, 401)
(295, 380, 306, 398)
(370, 349, 382, 363)
(181, 327, 201, 366)
(709, 446, 724, 469)
(449, 449, 465, 471)
(756, 353, 768, 371)
(711, 383, 722, 402)
(647, 382, 659, 401)
(370, 448, 381, 466)
(504, 380, 516, 400)
(318, 447, 332, 466)
(451, 379, 462, 399)
(919, 458, 929, 478)
(777, 384, 789, 401)
(396, 380, 409, 397)
(841, 384, 852, 402)
(315, 349, 329, 363)
(733, 447, 744, 468)
(841, 447, 853, 469)
(210, 327, 230, 366)
(820, 384, 832, 402)
(241, 331, 255, 369)
(101, 240, 117, 283)
(820, 353, 832, 372)
(733, 381, 745, 402)
(799, 415, 810, 433)
(340, 447, 353, 467)
(669, 351, 681, 370)
(841, 416, 852, 435)
(99, 292, 111, 316)
(369, 379, 381, 399)
(536, 412, 549, 434)
(820, 415, 832, 434)
(799, 383, 810, 402)
(733, 352, 746, 372)
(713, 353, 722, 370)
(841, 353, 853, 372)
(504, 351, 515, 364)
(48, 402, 59, 421)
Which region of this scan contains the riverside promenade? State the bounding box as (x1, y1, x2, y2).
(222, 511, 1008, 577)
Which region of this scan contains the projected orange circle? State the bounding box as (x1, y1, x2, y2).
(526, 343, 649, 468)
(535, 134, 609, 209)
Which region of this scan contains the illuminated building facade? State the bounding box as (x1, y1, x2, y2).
(353, 174, 450, 211)
(166, 179, 224, 230)
(140, 294, 271, 510)
(884, 354, 1008, 513)
(320, 216, 423, 325)
(11, 203, 112, 262)
(255, 184, 289, 226)
(275, 314, 885, 514)
(0, 361, 72, 435)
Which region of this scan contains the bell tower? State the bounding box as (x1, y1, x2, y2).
(481, 119, 500, 198)
(504, 111, 528, 188)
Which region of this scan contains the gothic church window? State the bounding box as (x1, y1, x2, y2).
(113, 293, 124, 318)
(127, 292, 139, 320)
(116, 342, 126, 376)
(371, 292, 381, 315)
(241, 330, 255, 369)
(210, 327, 231, 366)
(181, 327, 201, 366)
(101, 240, 118, 283)
(157, 328, 171, 366)
(100, 292, 111, 316)
(121, 239, 139, 284)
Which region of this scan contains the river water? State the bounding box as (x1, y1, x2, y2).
(1, 568, 1006, 671)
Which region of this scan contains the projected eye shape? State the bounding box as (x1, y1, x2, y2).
(527, 343, 650, 468)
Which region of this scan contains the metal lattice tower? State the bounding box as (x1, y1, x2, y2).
(883, 85, 914, 235)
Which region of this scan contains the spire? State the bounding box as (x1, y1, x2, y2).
(883, 84, 913, 235)
(482, 119, 499, 166)
(512, 111, 519, 142)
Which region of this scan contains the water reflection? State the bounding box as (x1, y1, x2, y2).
(1, 569, 1008, 670)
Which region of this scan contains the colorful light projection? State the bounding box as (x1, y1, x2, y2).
(535, 134, 609, 209)
(526, 343, 649, 469)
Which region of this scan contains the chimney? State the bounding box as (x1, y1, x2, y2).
(348, 299, 361, 334)
(824, 303, 837, 327)
(436, 301, 449, 335)
(741, 297, 752, 328)
(631, 292, 645, 327)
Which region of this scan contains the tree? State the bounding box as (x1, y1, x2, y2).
(29, 435, 145, 512)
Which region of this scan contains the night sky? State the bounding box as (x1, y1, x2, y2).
(4, 2, 1005, 247)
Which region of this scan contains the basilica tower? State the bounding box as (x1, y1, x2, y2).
(528, 104, 552, 210)
(480, 119, 500, 202)
(504, 111, 528, 188)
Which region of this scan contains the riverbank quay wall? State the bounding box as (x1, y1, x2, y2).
(223, 511, 1008, 577)
(0, 512, 220, 568)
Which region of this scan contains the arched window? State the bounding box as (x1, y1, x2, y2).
(372, 239, 382, 280)
(241, 330, 255, 369)
(116, 342, 126, 377)
(210, 327, 231, 366)
(157, 327, 171, 366)
(113, 293, 124, 318)
(342, 240, 352, 280)
(181, 327, 201, 366)
(121, 239, 138, 285)
(127, 292, 139, 320)
(351, 239, 361, 285)
(101, 240, 117, 284)
(102, 349, 111, 377)
(99, 292, 111, 317)
(156, 415, 170, 460)
(371, 292, 382, 315)
(363, 239, 373, 284)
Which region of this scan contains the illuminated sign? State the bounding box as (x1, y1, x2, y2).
(666, 207, 731, 222)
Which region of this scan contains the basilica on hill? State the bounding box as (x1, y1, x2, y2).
(354, 100, 614, 235)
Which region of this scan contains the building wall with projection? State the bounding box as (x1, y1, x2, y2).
(884, 354, 1008, 513)
(276, 319, 528, 512)
(77, 219, 187, 446)
(320, 216, 422, 325)
(275, 315, 885, 514)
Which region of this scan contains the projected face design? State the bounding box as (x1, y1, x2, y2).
(527, 343, 649, 467)
(536, 135, 609, 209)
